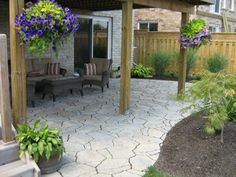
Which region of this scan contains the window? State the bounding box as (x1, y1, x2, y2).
(209, 25, 221, 32)
(138, 21, 158, 31)
(210, 0, 221, 13)
(230, 0, 235, 11)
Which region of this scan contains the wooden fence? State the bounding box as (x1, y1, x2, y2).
(134, 30, 236, 75)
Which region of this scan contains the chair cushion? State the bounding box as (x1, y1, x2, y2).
(83, 75, 102, 81)
(84, 63, 97, 75)
(47, 63, 60, 75)
(91, 58, 110, 75)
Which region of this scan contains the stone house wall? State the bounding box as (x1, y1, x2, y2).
(0, 1, 123, 72)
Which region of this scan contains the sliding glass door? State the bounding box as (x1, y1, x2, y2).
(74, 16, 111, 70)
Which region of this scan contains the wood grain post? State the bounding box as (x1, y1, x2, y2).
(10, 0, 27, 126)
(0, 34, 13, 143)
(119, 0, 133, 114)
(178, 12, 190, 95)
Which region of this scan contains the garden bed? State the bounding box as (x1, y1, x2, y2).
(155, 113, 236, 177)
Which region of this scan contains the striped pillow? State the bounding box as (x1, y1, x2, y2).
(84, 63, 97, 75)
(47, 63, 60, 75)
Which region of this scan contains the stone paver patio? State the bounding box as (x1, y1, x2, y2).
(28, 79, 190, 177)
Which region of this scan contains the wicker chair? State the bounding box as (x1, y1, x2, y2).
(81, 58, 112, 92)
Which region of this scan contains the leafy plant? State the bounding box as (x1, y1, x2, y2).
(206, 53, 228, 73)
(185, 72, 236, 140)
(131, 64, 153, 78)
(174, 48, 198, 79)
(143, 166, 174, 177)
(15, 0, 79, 56)
(179, 18, 211, 49)
(149, 50, 172, 77)
(16, 120, 64, 162)
(186, 49, 198, 79)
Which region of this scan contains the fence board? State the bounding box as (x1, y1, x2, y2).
(134, 31, 236, 75)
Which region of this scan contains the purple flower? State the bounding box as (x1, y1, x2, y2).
(65, 7, 70, 12)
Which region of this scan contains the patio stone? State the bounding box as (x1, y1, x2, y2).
(29, 79, 190, 177)
(130, 155, 155, 172)
(75, 149, 106, 167)
(59, 162, 97, 177)
(97, 159, 130, 174)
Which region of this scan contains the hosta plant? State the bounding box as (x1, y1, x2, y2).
(15, 0, 79, 56)
(179, 18, 211, 49)
(131, 64, 153, 78)
(16, 120, 64, 163)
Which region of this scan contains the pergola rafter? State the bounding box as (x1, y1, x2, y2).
(8, 0, 214, 132)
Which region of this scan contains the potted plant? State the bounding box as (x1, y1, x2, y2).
(15, 0, 79, 56)
(16, 120, 64, 174)
(179, 18, 211, 49)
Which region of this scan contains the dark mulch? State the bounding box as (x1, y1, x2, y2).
(155, 113, 236, 177)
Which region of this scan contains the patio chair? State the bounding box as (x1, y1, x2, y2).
(81, 58, 112, 92)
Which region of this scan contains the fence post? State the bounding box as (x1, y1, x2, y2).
(0, 34, 13, 143)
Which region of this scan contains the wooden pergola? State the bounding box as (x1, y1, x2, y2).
(8, 0, 214, 131)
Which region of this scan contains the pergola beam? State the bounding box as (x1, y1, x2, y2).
(119, 0, 133, 114)
(10, 0, 27, 126)
(133, 0, 194, 13)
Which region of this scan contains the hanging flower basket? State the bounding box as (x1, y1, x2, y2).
(15, 0, 79, 55)
(179, 18, 211, 49)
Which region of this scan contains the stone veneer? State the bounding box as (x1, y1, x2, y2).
(0, 2, 125, 72)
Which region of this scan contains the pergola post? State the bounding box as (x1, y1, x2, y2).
(9, 0, 27, 126)
(0, 35, 13, 143)
(119, 0, 133, 114)
(178, 12, 190, 95)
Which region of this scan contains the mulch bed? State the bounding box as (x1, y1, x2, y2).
(155, 113, 236, 177)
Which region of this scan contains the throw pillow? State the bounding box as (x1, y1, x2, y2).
(84, 63, 97, 75)
(47, 63, 60, 75)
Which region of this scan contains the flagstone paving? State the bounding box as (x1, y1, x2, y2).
(27, 79, 190, 177)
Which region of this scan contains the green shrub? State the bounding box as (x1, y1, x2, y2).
(186, 49, 198, 78)
(143, 166, 174, 177)
(206, 54, 228, 73)
(174, 49, 198, 79)
(131, 64, 153, 78)
(186, 72, 236, 135)
(149, 50, 172, 77)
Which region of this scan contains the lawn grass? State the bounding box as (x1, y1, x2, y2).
(143, 166, 175, 177)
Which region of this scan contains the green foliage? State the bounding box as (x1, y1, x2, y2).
(149, 50, 172, 77)
(131, 64, 153, 78)
(174, 49, 198, 79)
(16, 120, 64, 163)
(180, 18, 207, 38)
(206, 54, 228, 73)
(186, 72, 236, 134)
(186, 49, 198, 78)
(143, 166, 174, 177)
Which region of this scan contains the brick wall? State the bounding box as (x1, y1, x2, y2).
(134, 8, 181, 32)
(134, 0, 236, 32)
